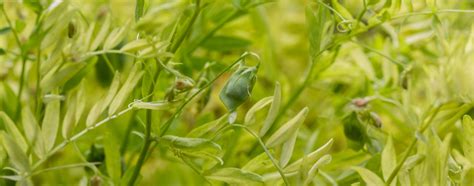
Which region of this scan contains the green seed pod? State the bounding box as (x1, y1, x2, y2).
(219, 65, 258, 112)
(342, 112, 365, 142)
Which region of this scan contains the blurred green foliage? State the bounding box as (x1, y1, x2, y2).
(0, 0, 474, 185)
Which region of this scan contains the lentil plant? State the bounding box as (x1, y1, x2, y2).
(0, 0, 474, 185)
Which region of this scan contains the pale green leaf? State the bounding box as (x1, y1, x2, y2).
(206, 168, 263, 184)
(462, 115, 474, 163)
(90, 15, 111, 50)
(21, 107, 45, 158)
(187, 114, 228, 138)
(108, 65, 144, 115)
(280, 128, 298, 167)
(0, 132, 30, 173)
(382, 136, 396, 181)
(285, 138, 333, 172)
(352, 166, 385, 186)
(103, 21, 130, 50)
(161, 135, 222, 151)
(266, 107, 308, 147)
(120, 39, 149, 52)
(62, 94, 77, 139)
(86, 101, 103, 127)
(75, 82, 86, 125)
(100, 72, 121, 113)
(331, 0, 354, 20)
(42, 99, 60, 152)
(244, 96, 273, 125)
(0, 112, 28, 152)
(260, 82, 281, 137)
(304, 154, 332, 185)
(40, 62, 86, 93)
(242, 151, 274, 172)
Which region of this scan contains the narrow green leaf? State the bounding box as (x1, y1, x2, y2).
(86, 102, 103, 127)
(130, 100, 175, 111)
(187, 114, 228, 138)
(331, 0, 354, 20)
(103, 21, 130, 50)
(206, 168, 263, 184)
(242, 151, 274, 172)
(401, 154, 425, 171)
(304, 154, 332, 185)
(462, 115, 474, 163)
(260, 82, 281, 136)
(108, 64, 144, 115)
(0, 112, 28, 152)
(62, 94, 77, 139)
(306, 5, 329, 59)
(40, 62, 86, 93)
(0, 132, 30, 173)
(75, 82, 86, 125)
(352, 166, 385, 186)
(90, 15, 111, 51)
(21, 107, 45, 158)
(181, 150, 224, 165)
(280, 128, 298, 167)
(161, 135, 222, 151)
(285, 138, 333, 172)
(83, 22, 96, 51)
(41, 99, 60, 152)
(266, 107, 308, 148)
(382, 136, 396, 181)
(244, 96, 273, 125)
(100, 73, 121, 113)
(120, 39, 150, 52)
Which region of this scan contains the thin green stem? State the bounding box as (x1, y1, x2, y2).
(31, 162, 101, 176)
(1, 6, 28, 120)
(231, 124, 289, 186)
(392, 9, 474, 20)
(102, 54, 115, 72)
(35, 48, 42, 118)
(385, 104, 442, 184)
(83, 50, 139, 60)
(127, 1, 202, 184)
(32, 106, 135, 170)
(352, 40, 406, 67)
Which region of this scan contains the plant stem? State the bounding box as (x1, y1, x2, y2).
(231, 124, 289, 186)
(127, 1, 202, 184)
(1, 6, 28, 121)
(385, 104, 442, 184)
(32, 106, 135, 170)
(35, 48, 42, 118)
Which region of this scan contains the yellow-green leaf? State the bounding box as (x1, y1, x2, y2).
(42, 99, 60, 152)
(266, 107, 308, 148)
(0, 132, 30, 173)
(0, 112, 28, 152)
